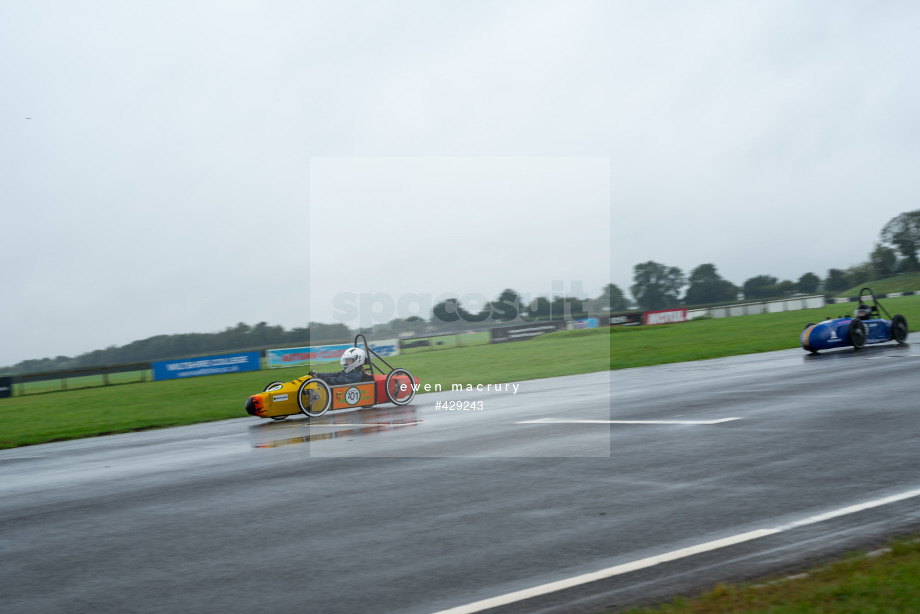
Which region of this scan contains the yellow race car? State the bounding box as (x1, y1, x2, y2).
(244, 335, 418, 420)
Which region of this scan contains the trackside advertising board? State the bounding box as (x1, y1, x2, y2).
(153, 351, 261, 381)
(643, 308, 688, 325)
(490, 321, 566, 343)
(605, 313, 643, 326)
(0, 376, 12, 399)
(266, 339, 399, 369)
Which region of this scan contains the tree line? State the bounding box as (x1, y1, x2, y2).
(6, 322, 350, 376)
(3, 288, 604, 375)
(612, 209, 920, 312)
(6, 210, 917, 375)
(4, 288, 607, 375)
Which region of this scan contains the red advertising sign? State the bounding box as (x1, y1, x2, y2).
(643, 308, 688, 325)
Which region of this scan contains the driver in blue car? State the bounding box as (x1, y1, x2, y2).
(310, 347, 367, 385)
(854, 304, 873, 320)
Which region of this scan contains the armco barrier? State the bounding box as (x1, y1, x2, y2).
(688, 295, 825, 319)
(828, 290, 920, 304)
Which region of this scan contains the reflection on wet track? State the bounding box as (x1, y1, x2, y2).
(248, 405, 422, 448)
(801, 340, 914, 361)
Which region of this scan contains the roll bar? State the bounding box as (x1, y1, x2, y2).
(353, 334, 398, 376)
(857, 287, 892, 320)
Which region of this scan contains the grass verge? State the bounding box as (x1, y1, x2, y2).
(836, 273, 920, 297)
(621, 536, 920, 614)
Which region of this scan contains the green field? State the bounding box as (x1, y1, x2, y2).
(14, 370, 150, 395)
(398, 331, 492, 353)
(836, 272, 920, 297)
(623, 537, 920, 614)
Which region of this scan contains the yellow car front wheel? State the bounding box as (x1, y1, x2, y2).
(298, 378, 332, 418)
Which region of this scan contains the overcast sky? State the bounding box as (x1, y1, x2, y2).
(3, 1, 920, 367)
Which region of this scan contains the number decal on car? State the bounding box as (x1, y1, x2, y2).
(345, 387, 361, 405)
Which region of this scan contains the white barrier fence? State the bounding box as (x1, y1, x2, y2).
(687, 295, 826, 320)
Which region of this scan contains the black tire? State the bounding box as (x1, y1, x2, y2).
(385, 369, 416, 406)
(849, 318, 867, 349)
(803, 322, 815, 331)
(297, 378, 332, 417)
(892, 314, 909, 343)
(263, 381, 285, 392)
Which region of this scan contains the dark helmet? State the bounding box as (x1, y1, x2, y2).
(854, 304, 872, 320)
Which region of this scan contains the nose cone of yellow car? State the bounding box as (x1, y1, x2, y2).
(245, 394, 264, 416)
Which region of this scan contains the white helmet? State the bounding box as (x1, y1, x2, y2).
(340, 347, 366, 373)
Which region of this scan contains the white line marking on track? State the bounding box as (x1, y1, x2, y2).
(304, 422, 423, 427)
(432, 486, 920, 614)
(516, 418, 742, 425)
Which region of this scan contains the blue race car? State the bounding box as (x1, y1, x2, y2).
(801, 287, 909, 354)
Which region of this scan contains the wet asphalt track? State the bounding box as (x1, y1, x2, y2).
(2, 337, 920, 613)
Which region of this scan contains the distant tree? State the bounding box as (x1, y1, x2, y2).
(307, 322, 351, 342)
(287, 327, 311, 345)
(488, 289, 521, 322)
(6, 320, 354, 375)
(742, 275, 778, 300)
(797, 272, 820, 294)
(547, 296, 585, 319)
(404, 316, 426, 334)
(825, 268, 850, 292)
(631, 261, 686, 310)
(432, 299, 460, 323)
(598, 284, 629, 312)
(252, 321, 285, 346)
(845, 262, 875, 288)
(568, 296, 587, 317)
(683, 264, 738, 305)
(880, 209, 920, 271)
(457, 297, 490, 322)
(526, 296, 551, 319)
(776, 280, 796, 296)
(870, 243, 899, 277)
